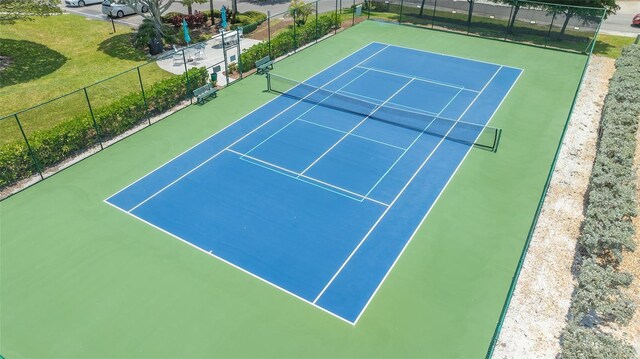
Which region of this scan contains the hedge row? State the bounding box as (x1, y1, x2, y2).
(239, 12, 340, 72)
(0, 67, 208, 189)
(560, 44, 640, 359)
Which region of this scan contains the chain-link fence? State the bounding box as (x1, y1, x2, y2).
(365, 0, 605, 53)
(0, 0, 368, 198)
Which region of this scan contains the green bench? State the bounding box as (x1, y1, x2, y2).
(193, 83, 217, 104)
(255, 56, 274, 75)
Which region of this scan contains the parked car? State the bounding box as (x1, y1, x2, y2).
(633, 13, 640, 26)
(65, 0, 102, 6)
(101, 0, 148, 18)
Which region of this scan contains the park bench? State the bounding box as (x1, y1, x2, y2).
(193, 83, 218, 104)
(255, 56, 273, 75)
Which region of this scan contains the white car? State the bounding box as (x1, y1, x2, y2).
(101, 0, 148, 18)
(65, 0, 102, 6)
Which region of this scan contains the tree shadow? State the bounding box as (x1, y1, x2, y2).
(97, 33, 147, 61)
(592, 39, 615, 56)
(0, 39, 67, 88)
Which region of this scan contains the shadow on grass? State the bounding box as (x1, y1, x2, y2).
(0, 39, 67, 88)
(98, 33, 147, 61)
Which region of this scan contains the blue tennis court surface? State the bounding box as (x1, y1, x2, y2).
(106, 43, 522, 324)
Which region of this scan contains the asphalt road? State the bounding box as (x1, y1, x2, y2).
(60, 0, 640, 37)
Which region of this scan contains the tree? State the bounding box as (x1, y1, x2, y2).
(177, 0, 206, 15)
(0, 0, 61, 24)
(288, 0, 313, 25)
(487, 0, 619, 35)
(120, 0, 175, 41)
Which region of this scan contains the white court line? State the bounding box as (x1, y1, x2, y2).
(353, 67, 524, 325)
(102, 200, 357, 326)
(227, 148, 390, 207)
(242, 69, 373, 157)
(355, 65, 478, 92)
(124, 47, 390, 212)
(312, 65, 504, 305)
(334, 89, 440, 116)
(370, 41, 524, 71)
(105, 42, 384, 204)
(297, 118, 407, 151)
(364, 87, 465, 198)
(299, 78, 417, 177)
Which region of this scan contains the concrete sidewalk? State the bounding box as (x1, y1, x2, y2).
(156, 33, 262, 85)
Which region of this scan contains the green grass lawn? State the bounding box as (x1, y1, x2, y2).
(0, 14, 173, 144)
(593, 34, 637, 58)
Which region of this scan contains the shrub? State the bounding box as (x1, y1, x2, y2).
(0, 67, 208, 189)
(163, 12, 207, 28)
(560, 323, 636, 359)
(560, 44, 640, 358)
(239, 13, 340, 72)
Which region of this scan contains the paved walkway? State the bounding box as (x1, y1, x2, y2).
(156, 32, 262, 82)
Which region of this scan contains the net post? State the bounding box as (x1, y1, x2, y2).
(83, 87, 104, 150)
(266, 72, 272, 92)
(14, 113, 44, 180)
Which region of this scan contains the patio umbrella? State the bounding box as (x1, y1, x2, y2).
(182, 18, 191, 45)
(220, 6, 227, 29)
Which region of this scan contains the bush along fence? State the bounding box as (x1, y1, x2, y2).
(0, 67, 208, 193)
(365, 0, 606, 53)
(559, 44, 640, 358)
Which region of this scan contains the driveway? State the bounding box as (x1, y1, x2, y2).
(59, 0, 352, 29)
(600, 0, 640, 36)
(60, 0, 640, 37)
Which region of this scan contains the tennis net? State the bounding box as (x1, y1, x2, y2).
(266, 73, 502, 152)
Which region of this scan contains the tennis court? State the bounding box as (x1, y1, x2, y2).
(106, 43, 521, 324)
(2, 20, 591, 357)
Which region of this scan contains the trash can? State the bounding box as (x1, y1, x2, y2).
(148, 38, 163, 55)
(210, 72, 218, 83)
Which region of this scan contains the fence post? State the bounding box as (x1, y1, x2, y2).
(293, 8, 298, 52)
(352, 0, 356, 25)
(222, 40, 229, 86)
(367, 0, 371, 19)
(83, 87, 104, 150)
(315, 2, 319, 42)
(137, 66, 151, 125)
(236, 29, 243, 79)
(14, 114, 44, 180)
(545, 10, 556, 48)
(466, 0, 474, 34)
(399, 0, 404, 23)
(431, 0, 438, 28)
(335, 0, 339, 34)
(315, 0, 320, 44)
(267, 11, 272, 59)
(181, 49, 192, 104)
